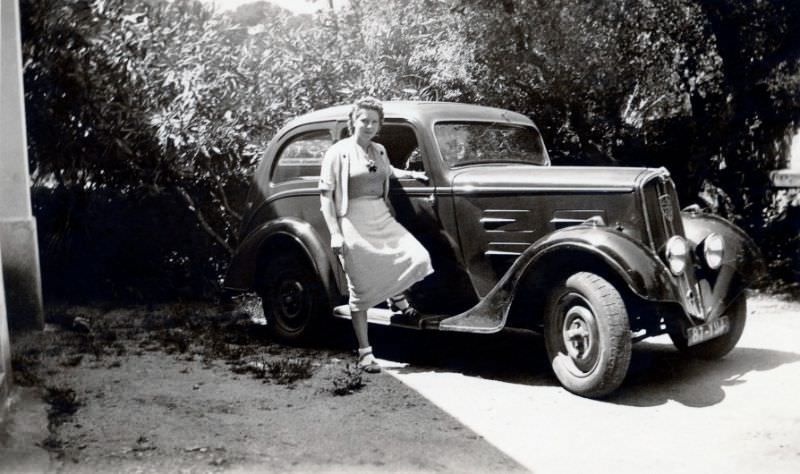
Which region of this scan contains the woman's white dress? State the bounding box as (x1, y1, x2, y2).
(339, 144, 433, 312)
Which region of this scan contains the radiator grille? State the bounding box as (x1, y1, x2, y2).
(641, 175, 685, 251)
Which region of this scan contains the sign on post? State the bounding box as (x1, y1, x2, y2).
(771, 170, 800, 188)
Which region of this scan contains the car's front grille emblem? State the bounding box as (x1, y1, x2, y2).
(659, 194, 673, 222)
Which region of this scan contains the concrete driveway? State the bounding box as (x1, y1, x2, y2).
(374, 294, 800, 474)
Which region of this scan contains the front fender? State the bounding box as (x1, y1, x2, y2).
(518, 225, 678, 301)
(439, 225, 677, 333)
(223, 218, 340, 302)
(681, 211, 766, 286)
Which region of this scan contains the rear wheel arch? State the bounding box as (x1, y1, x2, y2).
(255, 233, 314, 286)
(253, 226, 341, 307)
(255, 233, 333, 342)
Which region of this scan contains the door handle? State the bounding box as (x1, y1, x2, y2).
(424, 193, 436, 205)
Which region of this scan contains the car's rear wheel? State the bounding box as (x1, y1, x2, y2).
(668, 293, 747, 360)
(258, 253, 328, 343)
(544, 272, 632, 398)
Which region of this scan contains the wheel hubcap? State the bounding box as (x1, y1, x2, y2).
(560, 301, 599, 373)
(278, 280, 304, 321)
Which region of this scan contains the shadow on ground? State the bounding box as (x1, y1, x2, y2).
(343, 322, 800, 407)
(364, 324, 554, 386)
(616, 340, 800, 407)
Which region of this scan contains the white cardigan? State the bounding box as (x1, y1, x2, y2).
(318, 137, 391, 217)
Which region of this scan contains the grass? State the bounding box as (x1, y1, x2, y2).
(43, 386, 81, 416)
(43, 385, 81, 431)
(11, 351, 42, 386)
(28, 298, 357, 401)
(331, 363, 365, 396)
(229, 353, 315, 386)
(161, 328, 190, 353)
(267, 357, 314, 385)
(38, 384, 81, 456)
(10, 299, 385, 468)
(11, 298, 369, 461)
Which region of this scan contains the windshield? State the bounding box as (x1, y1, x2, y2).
(434, 121, 550, 167)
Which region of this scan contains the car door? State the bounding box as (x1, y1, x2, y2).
(370, 121, 477, 314)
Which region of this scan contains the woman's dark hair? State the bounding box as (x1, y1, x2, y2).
(347, 97, 384, 134)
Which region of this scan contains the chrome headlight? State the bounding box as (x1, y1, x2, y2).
(702, 233, 725, 270)
(665, 236, 689, 275)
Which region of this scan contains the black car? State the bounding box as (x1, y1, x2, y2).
(225, 102, 762, 398)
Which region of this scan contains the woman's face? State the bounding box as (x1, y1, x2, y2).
(352, 108, 381, 141)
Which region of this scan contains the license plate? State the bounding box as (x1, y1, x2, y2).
(687, 316, 730, 346)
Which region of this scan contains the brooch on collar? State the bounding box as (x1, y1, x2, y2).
(367, 160, 377, 173)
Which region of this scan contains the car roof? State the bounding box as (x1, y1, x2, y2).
(280, 101, 535, 130)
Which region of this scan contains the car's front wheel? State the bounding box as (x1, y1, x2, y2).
(544, 272, 632, 398)
(258, 253, 328, 343)
(668, 293, 747, 360)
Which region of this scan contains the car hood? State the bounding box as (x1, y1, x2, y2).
(449, 165, 653, 192)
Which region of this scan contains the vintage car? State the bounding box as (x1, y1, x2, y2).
(225, 102, 762, 398)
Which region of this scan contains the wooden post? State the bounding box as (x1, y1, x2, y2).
(1, 0, 44, 331)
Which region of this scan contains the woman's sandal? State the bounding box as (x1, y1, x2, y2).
(389, 296, 421, 326)
(389, 307, 421, 328)
(357, 348, 381, 374)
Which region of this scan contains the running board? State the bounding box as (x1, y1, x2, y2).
(332, 305, 448, 330)
(437, 312, 504, 333)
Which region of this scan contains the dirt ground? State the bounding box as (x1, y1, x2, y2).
(2, 299, 525, 473)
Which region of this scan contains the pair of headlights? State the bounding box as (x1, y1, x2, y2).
(665, 233, 724, 275)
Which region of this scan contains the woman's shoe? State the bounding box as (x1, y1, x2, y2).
(357, 348, 381, 374)
(391, 305, 421, 326)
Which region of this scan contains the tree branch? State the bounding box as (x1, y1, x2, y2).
(176, 186, 234, 255)
(213, 182, 242, 222)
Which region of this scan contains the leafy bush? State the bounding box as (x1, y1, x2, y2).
(20, 0, 800, 299)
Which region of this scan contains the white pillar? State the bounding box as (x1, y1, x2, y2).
(0, 246, 11, 409)
(1, 0, 44, 331)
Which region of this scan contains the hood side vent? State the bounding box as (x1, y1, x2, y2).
(550, 210, 607, 229)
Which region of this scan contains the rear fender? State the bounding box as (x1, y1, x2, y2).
(223, 218, 341, 304)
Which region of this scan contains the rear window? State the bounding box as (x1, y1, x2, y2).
(434, 122, 549, 167)
(271, 130, 333, 184)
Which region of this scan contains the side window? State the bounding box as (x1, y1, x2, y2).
(373, 123, 425, 172)
(271, 130, 333, 184)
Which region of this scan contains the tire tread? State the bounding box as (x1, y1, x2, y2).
(545, 271, 632, 398)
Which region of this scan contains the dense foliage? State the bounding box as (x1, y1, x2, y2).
(21, 0, 800, 300)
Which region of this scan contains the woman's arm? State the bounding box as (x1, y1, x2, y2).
(319, 191, 343, 253)
(390, 165, 428, 182)
(319, 148, 344, 254)
(374, 143, 427, 182)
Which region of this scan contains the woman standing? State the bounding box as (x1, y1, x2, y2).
(319, 97, 433, 373)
